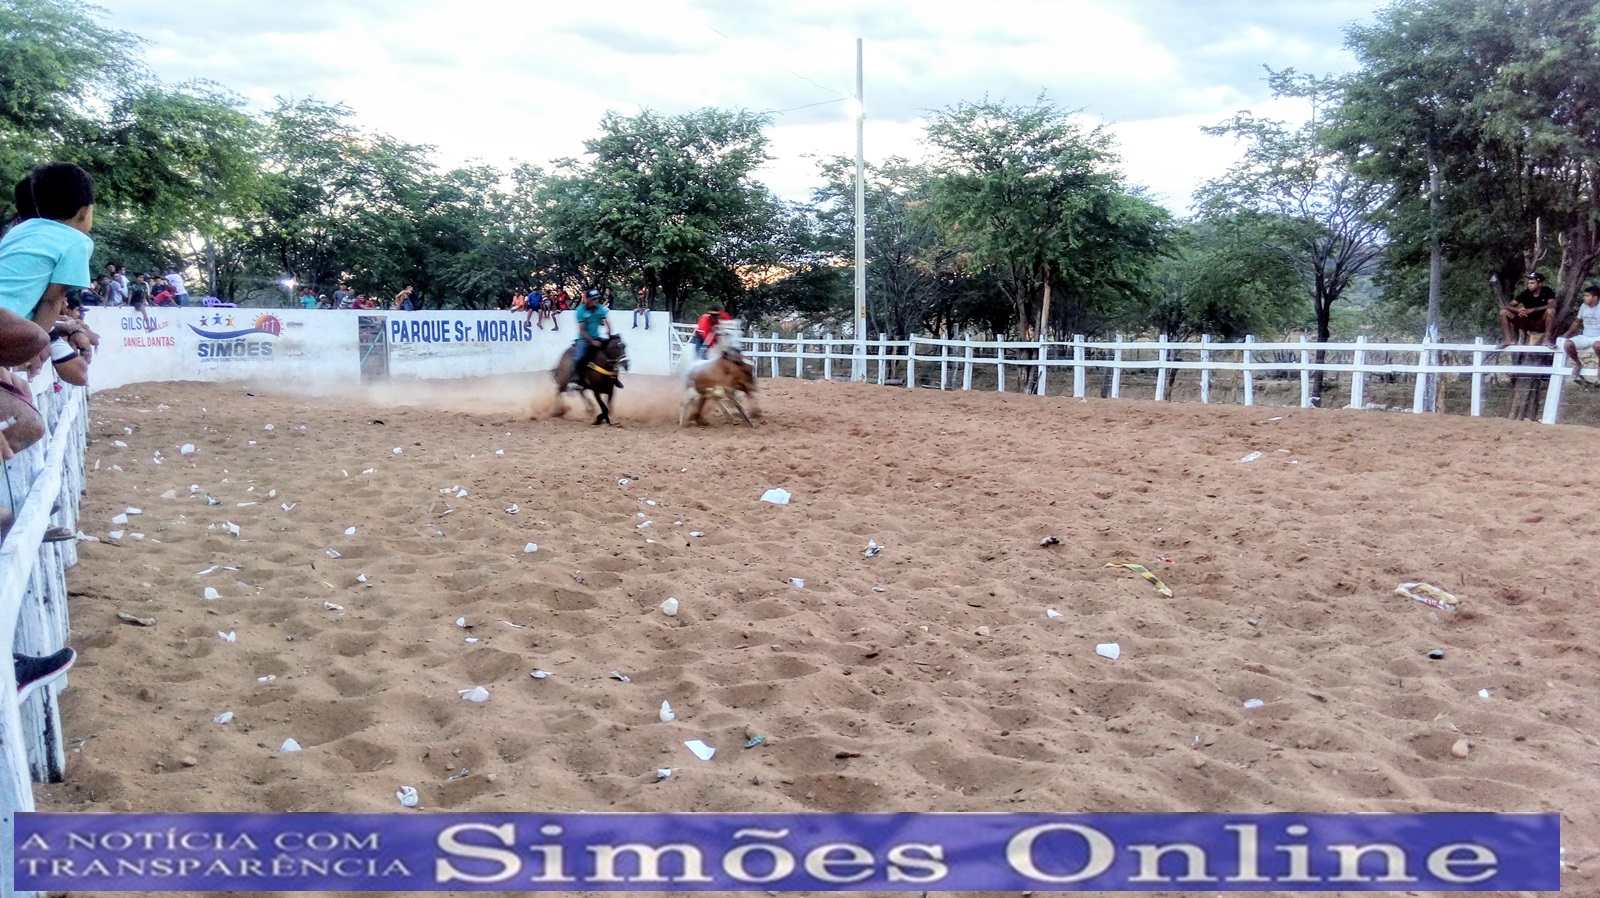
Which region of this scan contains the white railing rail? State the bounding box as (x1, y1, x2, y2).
(0, 371, 88, 898)
(678, 325, 1597, 424)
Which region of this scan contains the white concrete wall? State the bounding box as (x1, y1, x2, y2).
(82, 308, 672, 393)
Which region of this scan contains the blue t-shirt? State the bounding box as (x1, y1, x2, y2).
(576, 304, 608, 339)
(0, 219, 94, 319)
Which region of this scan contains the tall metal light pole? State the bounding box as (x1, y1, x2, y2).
(852, 37, 867, 382)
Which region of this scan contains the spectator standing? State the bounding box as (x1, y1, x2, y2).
(104, 263, 128, 306)
(129, 273, 149, 310)
(396, 285, 416, 311)
(164, 267, 189, 307)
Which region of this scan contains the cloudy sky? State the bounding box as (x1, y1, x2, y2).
(98, 0, 1387, 213)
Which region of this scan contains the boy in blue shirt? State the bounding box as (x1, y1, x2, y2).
(2, 163, 95, 329)
(0, 162, 96, 460)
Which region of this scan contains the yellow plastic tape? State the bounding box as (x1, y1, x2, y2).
(1106, 563, 1174, 598)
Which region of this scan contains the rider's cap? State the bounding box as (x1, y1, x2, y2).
(587, 289, 600, 297)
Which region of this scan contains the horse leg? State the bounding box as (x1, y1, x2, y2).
(723, 395, 753, 426)
(593, 389, 611, 426)
(678, 391, 697, 427)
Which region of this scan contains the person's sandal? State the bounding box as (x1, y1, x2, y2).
(42, 527, 75, 542)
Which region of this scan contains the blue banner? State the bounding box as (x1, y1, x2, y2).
(15, 812, 1558, 891)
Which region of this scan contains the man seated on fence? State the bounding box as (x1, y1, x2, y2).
(1559, 285, 1600, 384)
(1499, 272, 1557, 348)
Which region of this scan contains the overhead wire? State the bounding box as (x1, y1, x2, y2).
(703, 24, 854, 113)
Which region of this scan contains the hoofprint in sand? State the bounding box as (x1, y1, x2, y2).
(49, 377, 1599, 887)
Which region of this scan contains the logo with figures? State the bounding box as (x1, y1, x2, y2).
(189, 314, 282, 340)
(191, 314, 282, 362)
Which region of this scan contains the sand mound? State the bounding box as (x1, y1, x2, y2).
(45, 377, 1599, 891)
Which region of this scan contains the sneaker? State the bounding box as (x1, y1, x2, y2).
(16, 648, 75, 703)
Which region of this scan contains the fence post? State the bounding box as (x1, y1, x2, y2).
(794, 336, 803, 379)
(963, 334, 974, 391)
(1199, 334, 1212, 404)
(940, 339, 950, 390)
(1243, 335, 1255, 407)
(1036, 338, 1049, 396)
(1072, 335, 1086, 398)
(1543, 346, 1570, 425)
(1470, 337, 1486, 417)
(1411, 338, 1430, 413)
(907, 335, 917, 389)
(1110, 334, 1124, 399)
(995, 334, 1006, 392)
(877, 333, 887, 385)
(1350, 335, 1367, 409)
(770, 333, 780, 379)
(823, 334, 833, 381)
(1299, 335, 1312, 408)
(1155, 334, 1170, 402)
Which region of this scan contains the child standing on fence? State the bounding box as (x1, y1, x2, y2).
(2, 163, 96, 332)
(0, 163, 96, 460)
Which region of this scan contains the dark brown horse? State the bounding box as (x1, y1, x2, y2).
(552, 336, 629, 425)
(679, 349, 759, 426)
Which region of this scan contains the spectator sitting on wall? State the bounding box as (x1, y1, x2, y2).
(1560, 285, 1600, 385)
(151, 285, 173, 306)
(1499, 272, 1557, 348)
(129, 273, 149, 309)
(633, 288, 650, 330)
(396, 285, 417, 311)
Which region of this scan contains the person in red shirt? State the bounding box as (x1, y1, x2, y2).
(692, 305, 733, 359)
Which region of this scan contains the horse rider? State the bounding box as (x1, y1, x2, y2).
(570, 289, 618, 388)
(692, 304, 733, 359)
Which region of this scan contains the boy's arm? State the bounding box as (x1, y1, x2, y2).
(0, 308, 49, 366)
(29, 284, 70, 330)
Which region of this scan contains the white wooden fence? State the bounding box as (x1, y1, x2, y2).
(674, 324, 1598, 425)
(0, 371, 88, 898)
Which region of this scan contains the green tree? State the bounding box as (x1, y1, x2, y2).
(1141, 217, 1305, 342)
(1197, 70, 1386, 406)
(536, 107, 775, 319)
(0, 0, 128, 197)
(1333, 0, 1600, 336)
(924, 97, 1170, 344)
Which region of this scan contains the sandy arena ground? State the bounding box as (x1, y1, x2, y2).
(39, 374, 1600, 896)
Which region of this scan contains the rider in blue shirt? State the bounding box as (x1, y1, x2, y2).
(569, 289, 615, 387)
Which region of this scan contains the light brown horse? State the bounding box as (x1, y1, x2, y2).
(679, 350, 759, 426)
